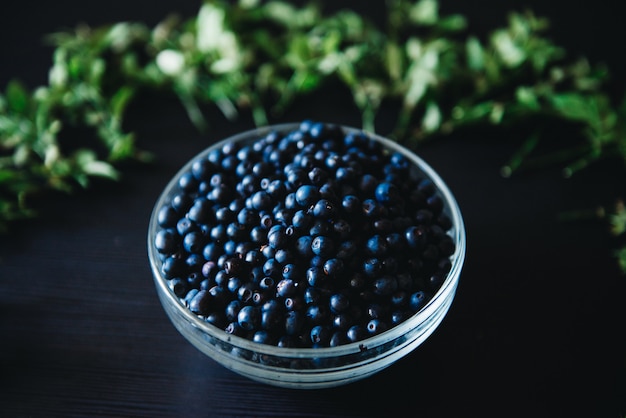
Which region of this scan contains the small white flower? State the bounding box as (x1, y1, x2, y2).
(156, 49, 185, 76)
(210, 32, 242, 73)
(197, 4, 226, 53)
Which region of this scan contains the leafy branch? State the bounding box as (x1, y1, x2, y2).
(1, 0, 625, 269)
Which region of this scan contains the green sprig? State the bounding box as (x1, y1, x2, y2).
(1, 0, 625, 274)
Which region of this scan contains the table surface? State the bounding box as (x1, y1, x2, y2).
(1, 1, 625, 417)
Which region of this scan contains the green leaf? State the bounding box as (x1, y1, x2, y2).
(385, 41, 404, 82)
(410, 0, 438, 25)
(110, 86, 135, 119)
(515, 86, 541, 111)
(437, 15, 467, 32)
(5, 81, 29, 114)
(466, 37, 484, 71)
(422, 101, 441, 132)
(404, 46, 438, 108)
(609, 201, 626, 236)
(491, 29, 526, 68)
(74, 149, 120, 181)
(548, 93, 595, 122)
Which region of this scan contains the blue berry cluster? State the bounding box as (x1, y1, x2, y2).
(153, 121, 456, 348)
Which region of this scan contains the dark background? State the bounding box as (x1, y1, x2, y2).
(1, 1, 625, 417)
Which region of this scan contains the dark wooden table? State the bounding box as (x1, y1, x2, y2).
(1, 1, 625, 417)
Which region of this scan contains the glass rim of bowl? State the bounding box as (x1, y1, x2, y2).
(148, 122, 466, 359)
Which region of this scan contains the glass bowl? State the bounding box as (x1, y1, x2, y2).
(147, 122, 466, 389)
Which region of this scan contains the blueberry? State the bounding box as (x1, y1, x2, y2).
(308, 167, 329, 185)
(281, 263, 301, 281)
(237, 207, 258, 227)
(176, 217, 197, 236)
(155, 229, 179, 254)
(304, 286, 323, 305)
(237, 305, 261, 331)
(251, 191, 273, 211)
(276, 278, 298, 298)
(178, 171, 199, 193)
(362, 257, 383, 278)
(323, 258, 344, 277)
(373, 275, 398, 296)
(332, 219, 351, 239)
(205, 311, 227, 328)
(266, 179, 287, 199)
(405, 225, 427, 249)
(391, 291, 409, 307)
(312, 199, 337, 219)
(438, 235, 456, 257)
(362, 199, 383, 218)
(365, 234, 388, 258)
(202, 242, 223, 261)
(335, 166, 357, 183)
(237, 282, 256, 303)
(309, 219, 332, 237)
(336, 240, 357, 259)
(187, 271, 203, 288)
(306, 304, 330, 325)
(209, 224, 228, 242)
(261, 302, 283, 332)
(161, 255, 187, 279)
(208, 184, 233, 204)
(295, 185, 320, 207)
(225, 300, 243, 322)
(169, 277, 189, 298)
(359, 174, 378, 195)
(292, 210, 313, 230)
(391, 310, 411, 325)
(285, 310, 305, 336)
(157, 206, 179, 228)
(215, 206, 236, 224)
(427, 195, 444, 214)
(308, 122, 326, 138)
(329, 331, 350, 347)
(310, 325, 331, 346)
(341, 195, 361, 213)
(296, 236, 314, 257)
(186, 253, 205, 272)
(274, 248, 293, 265)
(259, 276, 276, 291)
(347, 325, 368, 343)
(262, 258, 282, 278)
(332, 313, 353, 331)
(306, 266, 326, 287)
(191, 158, 216, 181)
(225, 322, 246, 337)
(273, 207, 293, 225)
(253, 331, 275, 345)
(329, 293, 350, 314)
(417, 178, 436, 196)
(374, 181, 400, 205)
(319, 182, 339, 201)
(171, 192, 193, 214)
(284, 296, 305, 311)
(366, 303, 389, 320)
(410, 291, 427, 311)
(373, 219, 393, 234)
(267, 225, 293, 249)
(311, 235, 334, 257)
(366, 319, 389, 335)
(188, 289, 211, 315)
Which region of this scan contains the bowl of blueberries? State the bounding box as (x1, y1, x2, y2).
(148, 121, 466, 388)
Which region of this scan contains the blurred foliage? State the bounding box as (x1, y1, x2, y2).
(1, 0, 625, 270)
